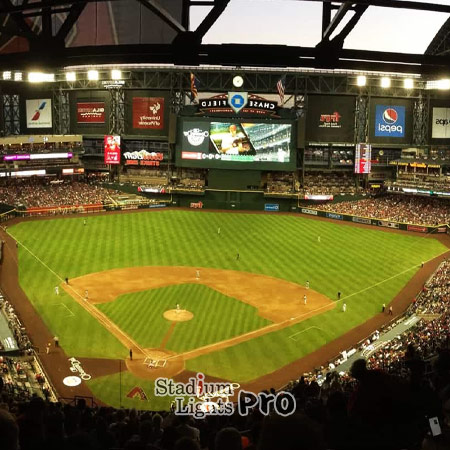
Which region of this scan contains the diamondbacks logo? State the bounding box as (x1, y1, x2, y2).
(375, 105, 405, 137)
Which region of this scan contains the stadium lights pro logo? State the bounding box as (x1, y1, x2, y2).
(154, 373, 296, 419)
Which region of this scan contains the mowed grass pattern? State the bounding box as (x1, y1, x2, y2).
(97, 284, 271, 352)
(9, 210, 447, 383)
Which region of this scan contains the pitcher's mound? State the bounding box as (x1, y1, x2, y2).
(163, 309, 194, 322)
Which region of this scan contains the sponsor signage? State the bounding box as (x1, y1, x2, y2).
(355, 143, 372, 174)
(132, 97, 164, 129)
(124, 150, 164, 167)
(438, 227, 447, 233)
(228, 92, 248, 114)
(326, 212, 343, 220)
(352, 216, 372, 225)
(407, 225, 427, 233)
(62, 168, 84, 175)
(26, 99, 52, 128)
(104, 135, 121, 165)
(4, 153, 73, 161)
(264, 203, 280, 211)
(306, 95, 355, 142)
(77, 102, 105, 123)
(68, 357, 91, 381)
(378, 220, 399, 229)
(432, 107, 450, 139)
(198, 94, 278, 116)
(190, 201, 203, 209)
(301, 208, 318, 216)
(304, 195, 333, 201)
(137, 186, 167, 193)
(319, 112, 342, 128)
(374, 105, 405, 138)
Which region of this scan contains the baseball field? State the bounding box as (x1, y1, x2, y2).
(7, 209, 448, 409)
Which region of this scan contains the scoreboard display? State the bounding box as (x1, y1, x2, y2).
(355, 143, 372, 174)
(177, 119, 295, 170)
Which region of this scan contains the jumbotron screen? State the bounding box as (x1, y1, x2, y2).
(177, 120, 295, 170)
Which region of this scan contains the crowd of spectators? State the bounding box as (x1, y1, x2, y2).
(0, 179, 119, 209)
(315, 195, 450, 226)
(301, 172, 359, 196)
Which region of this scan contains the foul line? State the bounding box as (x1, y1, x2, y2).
(338, 260, 430, 303)
(55, 303, 75, 318)
(11, 233, 150, 358)
(289, 326, 325, 341)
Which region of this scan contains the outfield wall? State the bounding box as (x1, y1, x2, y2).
(298, 207, 449, 234)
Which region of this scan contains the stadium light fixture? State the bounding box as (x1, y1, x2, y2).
(2, 71, 11, 80)
(66, 72, 76, 82)
(14, 72, 22, 81)
(437, 79, 450, 90)
(403, 78, 414, 89)
(111, 69, 122, 80)
(87, 70, 99, 81)
(28, 72, 55, 83)
(356, 75, 366, 87)
(380, 77, 391, 88)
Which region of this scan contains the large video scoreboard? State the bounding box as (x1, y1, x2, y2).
(177, 118, 296, 170)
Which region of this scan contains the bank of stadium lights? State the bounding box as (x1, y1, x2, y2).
(2, 71, 11, 80)
(87, 70, 99, 81)
(356, 75, 366, 87)
(380, 77, 391, 88)
(14, 72, 22, 81)
(66, 72, 76, 82)
(111, 69, 122, 80)
(425, 79, 450, 90)
(28, 72, 55, 83)
(403, 78, 414, 89)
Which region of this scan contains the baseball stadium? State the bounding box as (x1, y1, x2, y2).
(0, 1, 450, 450)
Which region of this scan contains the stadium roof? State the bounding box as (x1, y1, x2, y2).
(0, 0, 448, 75)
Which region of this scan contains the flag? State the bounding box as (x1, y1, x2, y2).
(190, 73, 199, 102)
(277, 75, 286, 105)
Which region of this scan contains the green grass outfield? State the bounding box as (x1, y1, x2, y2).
(8, 210, 447, 409)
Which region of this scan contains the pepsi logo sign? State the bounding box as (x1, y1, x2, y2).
(382, 108, 398, 125)
(375, 105, 405, 138)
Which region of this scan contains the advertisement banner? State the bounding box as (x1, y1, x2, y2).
(104, 135, 121, 165)
(77, 102, 105, 123)
(326, 212, 343, 220)
(26, 99, 52, 128)
(123, 150, 164, 167)
(374, 105, 405, 138)
(378, 220, 399, 229)
(132, 97, 164, 129)
(352, 217, 372, 225)
(301, 208, 318, 216)
(407, 225, 427, 233)
(306, 95, 355, 142)
(304, 194, 334, 201)
(264, 204, 280, 211)
(432, 107, 450, 138)
(190, 201, 203, 209)
(355, 143, 372, 174)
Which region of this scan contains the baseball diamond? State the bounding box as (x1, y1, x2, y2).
(3, 209, 448, 410)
